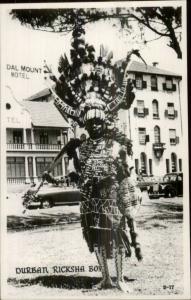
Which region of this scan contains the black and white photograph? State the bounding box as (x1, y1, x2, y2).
(0, 1, 190, 299)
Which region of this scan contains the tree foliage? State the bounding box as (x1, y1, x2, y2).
(10, 6, 182, 58)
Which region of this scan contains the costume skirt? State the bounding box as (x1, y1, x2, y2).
(80, 182, 125, 259)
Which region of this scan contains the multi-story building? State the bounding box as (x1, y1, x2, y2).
(5, 86, 71, 184)
(118, 61, 182, 177)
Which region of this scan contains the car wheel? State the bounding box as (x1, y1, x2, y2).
(41, 199, 52, 209)
(165, 189, 176, 198)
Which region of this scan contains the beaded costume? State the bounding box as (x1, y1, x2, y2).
(79, 138, 123, 258)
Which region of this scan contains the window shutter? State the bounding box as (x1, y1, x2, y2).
(145, 135, 150, 143)
(176, 136, 180, 144)
(142, 81, 147, 89)
(134, 107, 138, 115)
(172, 84, 176, 91)
(163, 83, 166, 91)
(174, 110, 178, 117)
(164, 110, 168, 117)
(144, 108, 149, 116)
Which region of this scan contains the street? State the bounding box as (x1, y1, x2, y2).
(5, 191, 184, 298)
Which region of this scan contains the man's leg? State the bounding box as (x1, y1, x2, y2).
(115, 245, 131, 293)
(93, 245, 113, 289)
(127, 217, 143, 261)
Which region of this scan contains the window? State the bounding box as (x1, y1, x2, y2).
(152, 100, 159, 118)
(166, 159, 170, 173)
(163, 77, 176, 91)
(64, 157, 69, 175)
(166, 77, 173, 89)
(151, 75, 158, 91)
(135, 159, 139, 175)
(28, 157, 33, 177)
(169, 129, 176, 145)
(167, 103, 175, 116)
(36, 157, 53, 177)
(137, 100, 144, 115)
(53, 163, 62, 177)
(135, 74, 143, 89)
(179, 159, 182, 172)
(7, 157, 25, 178)
(171, 153, 177, 172)
(140, 153, 147, 175)
(63, 132, 68, 146)
(138, 128, 146, 145)
(154, 126, 161, 143)
(13, 130, 23, 144)
(149, 159, 153, 175)
(57, 135, 61, 145)
(36, 157, 62, 177)
(39, 131, 48, 144)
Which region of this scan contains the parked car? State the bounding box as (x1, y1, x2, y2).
(137, 175, 157, 192)
(23, 183, 81, 209)
(148, 172, 183, 199)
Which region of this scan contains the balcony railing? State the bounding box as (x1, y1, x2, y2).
(7, 143, 62, 151)
(7, 177, 42, 184)
(153, 142, 166, 150)
(7, 143, 25, 150)
(7, 177, 27, 184)
(153, 142, 166, 159)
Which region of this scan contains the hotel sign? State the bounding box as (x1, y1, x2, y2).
(7, 116, 21, 124)
(6, 64, 42, 79)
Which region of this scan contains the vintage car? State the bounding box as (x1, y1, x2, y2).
(23, 183, 81, 209)
(148, 172, 183, 199)
(136, 175, 157, 191)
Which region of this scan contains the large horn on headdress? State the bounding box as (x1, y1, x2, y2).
(106, 50, 147, 113)
(43, 61, 84, 126)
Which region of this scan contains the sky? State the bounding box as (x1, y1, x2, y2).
(1, 6, 184, 101)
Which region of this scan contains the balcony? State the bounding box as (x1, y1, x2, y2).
(153, 142, 166, 159)
(7, 143, 62, 151)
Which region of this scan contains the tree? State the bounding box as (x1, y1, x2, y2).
(11, 6, 182, 58)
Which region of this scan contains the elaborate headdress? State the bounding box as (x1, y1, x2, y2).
(43, 26, 147, 154)
(44, 23, 146, 123)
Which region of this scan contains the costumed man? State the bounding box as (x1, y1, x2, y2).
(41, 108, 143, 292)
(24, 23, 146, 292)
(75, 107, 143, 292)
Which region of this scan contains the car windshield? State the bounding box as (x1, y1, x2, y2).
(163, 174, 177, 182)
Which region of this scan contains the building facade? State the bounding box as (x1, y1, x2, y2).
(5, 86, 71, 184)
(118, 61, 182, 177)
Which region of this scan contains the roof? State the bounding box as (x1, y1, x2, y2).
(24, 87, 51, 101)
(23, 101, 69, 128)
(127, 61, 181, 78)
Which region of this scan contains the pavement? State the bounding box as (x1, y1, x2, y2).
(3, 190, 185, 298)
(7, 190, 183, 231)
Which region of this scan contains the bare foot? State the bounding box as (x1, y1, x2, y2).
(116, 280, 131, 293)
(93, 278, 114, 290)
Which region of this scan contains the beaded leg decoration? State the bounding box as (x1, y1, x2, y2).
(127, 218, 143, 261)
(115, 245, 131, 293)
(93, 246, 113, 289)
